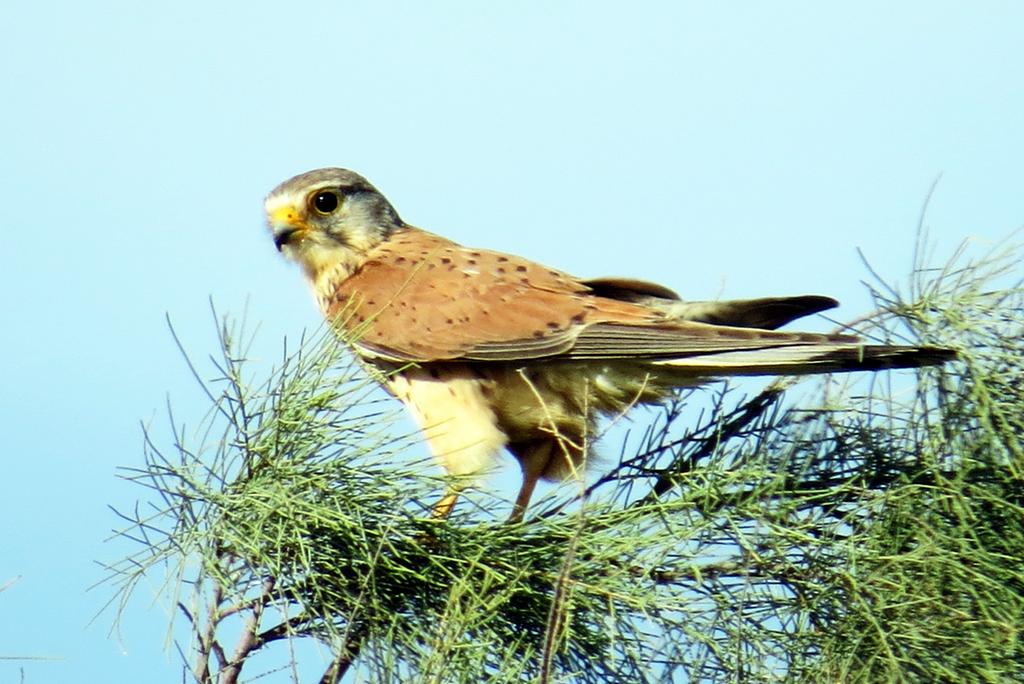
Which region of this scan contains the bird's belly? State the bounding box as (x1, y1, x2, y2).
(386, 366, 508, 477)
(381, 361, 679, 479)
(486, 362, 673, 443)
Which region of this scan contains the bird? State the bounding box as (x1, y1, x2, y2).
(265, 167, 954, 522)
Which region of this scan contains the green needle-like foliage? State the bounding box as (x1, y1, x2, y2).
(102, 232, 1024, 683)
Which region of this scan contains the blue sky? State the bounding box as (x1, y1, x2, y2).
(2, 2, 1022, 682)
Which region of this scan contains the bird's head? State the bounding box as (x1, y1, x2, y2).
(265, 168, 403, 279)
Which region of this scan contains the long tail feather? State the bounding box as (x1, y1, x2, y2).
(654, 344, 955, 377)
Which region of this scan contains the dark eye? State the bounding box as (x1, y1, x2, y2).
(312, 191, 340, 215)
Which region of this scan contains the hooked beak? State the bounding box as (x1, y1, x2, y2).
(268, 205, 306, 252)
(273, 227, 299, 251)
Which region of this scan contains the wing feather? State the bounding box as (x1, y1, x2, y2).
(582, 277, 838, 330)
(329, 227, 655, 361)
(327, 226, 948, 373)
(462, 322, 858, 361)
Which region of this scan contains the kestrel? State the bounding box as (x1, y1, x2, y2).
(266, 168, 953, 522)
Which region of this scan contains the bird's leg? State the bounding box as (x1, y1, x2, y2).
(432, 487, 461, 519)
(509, 440, 554, 523)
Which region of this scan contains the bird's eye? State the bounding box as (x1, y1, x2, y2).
(312, 191, 340, 215)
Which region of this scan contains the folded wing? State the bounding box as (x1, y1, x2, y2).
(333, 227, 953, 372)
